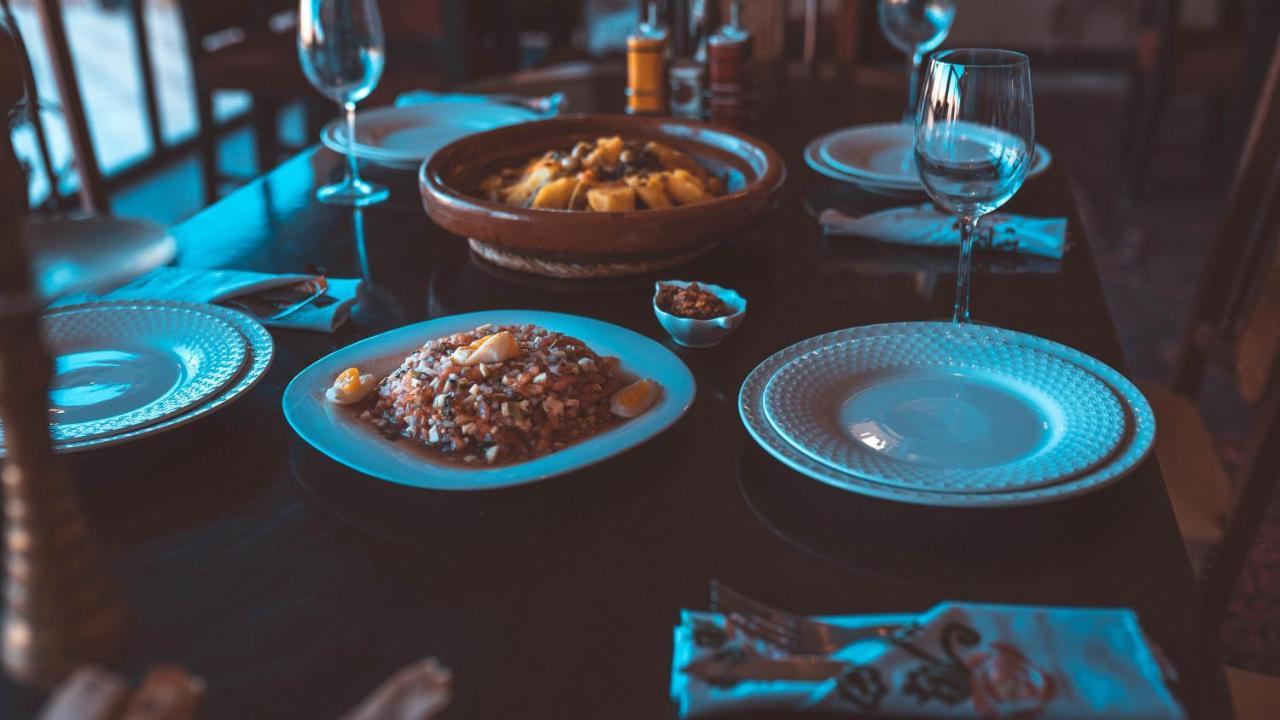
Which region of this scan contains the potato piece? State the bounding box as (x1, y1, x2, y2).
(628, 175, 672, 209)
(644, 141, 709, 182)
(586, 185, 636, 212)
(663, 169, 708, 206)
(501, 160, 558, 207)
(585, 136, 624, 169)
(567, 174, 590, 210)
(530, 176, 579, 209)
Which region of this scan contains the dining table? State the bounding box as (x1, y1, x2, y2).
(0, 62, 1233, 719)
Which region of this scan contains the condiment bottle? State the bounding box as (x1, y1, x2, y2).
(626, 1, 668, 115)
(707, 0, 752, 127)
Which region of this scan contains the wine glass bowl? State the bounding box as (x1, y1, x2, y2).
(298, 0, 390, 207)
(914, 49, 1034, 323)
(878, 0, 957, 120)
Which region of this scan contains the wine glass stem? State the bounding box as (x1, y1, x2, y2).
(343, 101, 361, 186)
(952, 214, 979, 324)
(905, 51, 922, 121)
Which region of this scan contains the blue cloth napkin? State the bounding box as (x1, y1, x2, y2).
(671, 602, 1185, 719)
(820, 205, 1067, 260)
(58, 267, 362, 333)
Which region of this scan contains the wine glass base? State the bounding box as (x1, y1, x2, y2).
(315, 177, 390, 207)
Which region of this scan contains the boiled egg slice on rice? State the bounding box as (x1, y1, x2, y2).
(326, 367, 377, 405)
(610, 379, 661, 418)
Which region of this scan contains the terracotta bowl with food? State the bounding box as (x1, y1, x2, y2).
(419, 114, 785, 278)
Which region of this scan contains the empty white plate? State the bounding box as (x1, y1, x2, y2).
(738, 322, 1157, 508)
(16, 301, 275, 455)
(29, 304, 248, 443)
(321, 102, 539, 169)
(806, 123, 1051, 191)
(762, 330, 1127, 494)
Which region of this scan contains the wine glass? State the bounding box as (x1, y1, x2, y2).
(298, 0, 389, 206)
(878, 0, 956, 121)
(914, 49, 1034, 324)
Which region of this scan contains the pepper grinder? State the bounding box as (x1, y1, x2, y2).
(707, 0, 753, 128)
(0, 23, 126, 688)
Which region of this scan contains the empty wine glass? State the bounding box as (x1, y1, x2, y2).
(914, 49, 1034, 324)
(879, 0, 956, 121)
(298, 0, 389, 206)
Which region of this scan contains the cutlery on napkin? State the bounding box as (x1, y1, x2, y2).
(64, 266, 363, 333)
(671, 602, 1185, 719)
(820, 204, 1067, 260)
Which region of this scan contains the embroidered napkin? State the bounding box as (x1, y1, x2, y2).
(671, 602, 1185, 719)
(820, 205, 1067, 260)
(63, 267, 363, 333)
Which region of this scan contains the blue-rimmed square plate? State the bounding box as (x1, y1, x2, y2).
(283, 310, 696, 490)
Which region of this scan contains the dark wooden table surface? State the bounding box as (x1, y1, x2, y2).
(2, 67, 1232, 719)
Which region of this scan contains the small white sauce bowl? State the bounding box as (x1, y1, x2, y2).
(652, 280, 747, 348)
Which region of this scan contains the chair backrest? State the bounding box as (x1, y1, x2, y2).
(1186, 39, 1280, 627)
(182, 0, 294, 44)
(1173, 35, 1280, 399)
(0, 0, 105, 214)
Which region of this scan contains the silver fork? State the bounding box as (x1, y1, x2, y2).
(224, 276, 328, 322)
(710, 580, 900, 655)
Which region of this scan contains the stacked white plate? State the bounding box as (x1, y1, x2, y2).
(320, 102, 539, 171)
(804, 123, 1052, 196)
(739, 322, 1156, 507)
(0, 300, 274, 455)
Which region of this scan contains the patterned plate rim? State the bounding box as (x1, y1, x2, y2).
(22, 304, 247, 443)
(807, 124, 1053, 185)
(0, 301, 275, 455)
(760, 332, 1128, 494)
(738, 322, 1156, 508)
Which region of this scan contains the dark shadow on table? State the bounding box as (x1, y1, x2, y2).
(289, 416, 695, 551)
(736, 442, 1145, 593)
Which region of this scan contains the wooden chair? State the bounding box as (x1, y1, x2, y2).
(3, 0, 108, 214)
(1140, 35, 1280, 625)
(1120, 0, 1245, 198)
(1138, 36, 1280, 707)
(180, 0, 317, 204)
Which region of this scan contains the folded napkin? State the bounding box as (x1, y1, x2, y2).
(671, 602, 1185, 719)
(64, 267, 363, 333)
(820, 205, 1067, 260)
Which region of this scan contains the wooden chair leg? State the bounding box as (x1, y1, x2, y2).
(1119, 71, 1147, 163)
(1202, 389, 1280, 629)
(252, 97, 280, 173)
(194, 83, 219, 205)
(1125, 77, 1170, 200)
(304, 93, 331, 143)
(1202, 93, 1231, 184)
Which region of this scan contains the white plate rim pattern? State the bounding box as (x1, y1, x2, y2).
(320, 102, 538, 164)
(804, 123, 1052, 190)
(0, 301, 276, 456)
(33, 304, 248, 443)
(738, 322, 1156, 508)
(760, 332, 1128, 494)
(282, 310, 696, 491)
